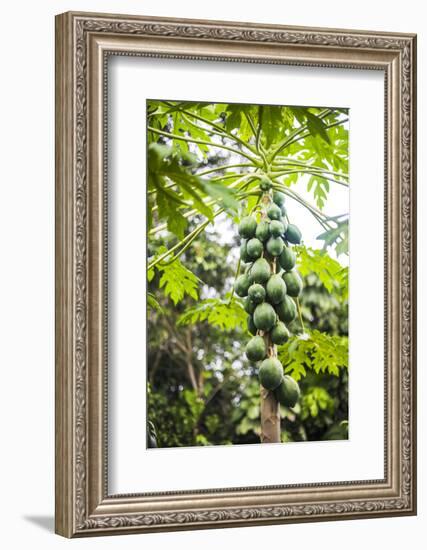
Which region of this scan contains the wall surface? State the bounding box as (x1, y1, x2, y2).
(0, 1, 424, 548)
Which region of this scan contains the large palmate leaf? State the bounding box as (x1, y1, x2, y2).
(317, 220, 349, 256)
(149, 246, 200, 305)
(296, 246, 348, 299)
(278, 330, 348, 381)
(148, 143, 239, 238)
(177, 297, 247, 331)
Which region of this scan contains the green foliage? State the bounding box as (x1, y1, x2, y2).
(278, 330, 348, 381)
(147, 292, 164, 314)
(150, 246, 200, 305)
(317, 219, 349, 256)
(147, 100, 349, 280)
(177, 297, 248, 331)
(297, 245, 348, 299)
(146, 100, 349, 447)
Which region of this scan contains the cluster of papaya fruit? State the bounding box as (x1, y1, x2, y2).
(234, 183, 302, 409)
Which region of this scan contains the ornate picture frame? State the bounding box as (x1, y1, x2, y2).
(55, 11, 417, 537)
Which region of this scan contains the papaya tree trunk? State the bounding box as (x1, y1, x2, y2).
(260, 386, 281, 443)
(260, 193, 281, 444)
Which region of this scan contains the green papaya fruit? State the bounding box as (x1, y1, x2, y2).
(234, 273, 251, 297)
(259, 358, 283, 390)
(248, 283, 266, 304)
(238, 216, 257, 239)
(266, 236, 284, 257)
(271, 321, 290, 345)
(267, 203, 282, 221)
(246, 238, 263, 260)
(247, 315, 257, 335)
(255, 220, 270, 242)
(272, 190, 286, 207)
(281, 216, 289, 233)
(275, 295, 297, 323)
(269, 220, 285, 237)
(285, 223, 302, 244)
(246, 335, 267, 362)
(240, 240, 249, 263)
(243, 296, 256, 315)
(278, 246, 296, 271)
(250, 258, 271, 284)
(259, 176, 273, 191)
(275, 375, 300, 407)
(253, 302, 277, 331)
(282, 270, 303, 297)
(266, 274, 287, 304)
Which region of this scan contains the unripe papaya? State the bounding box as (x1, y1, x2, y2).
(271, 321, 290, 345)
(281, 217, 289, 233)
(259, 176, 273, 191)
(246, 238, 263, 260)
(282, 270, 303, 297)
(272, 190, 286, 207)
(269, 220, 285, 237)
(243, 296, 256, 315)
(234, 274, 251, 297)
(248, 283, 266, 304)
(266, 274, 287, 304)
(278, 246, 296, 271)
(267, 203, 282, 221)
(238, 216, 257, 239)
(275, 375, 300, 407)
(259, 358, 283, 390)
(275, 295, 297, 323)
(266, 236, 284, 257)
(247, 315, 257, 335)
(246, 335, 267, 362)
(250, 258, 271, 284)
(253, 302, 276, 331)
(240, 240, 249, 263)
(285, 223, 302, 244)
(255, 220, 270, 242)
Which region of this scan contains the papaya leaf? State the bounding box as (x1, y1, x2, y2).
(147, 292, 164, 314)
(201, 180, 239, 212)
(296, 246, 347, 296)
(177, 297, 247, 331)
(167, 210, 188, 240)
(261, 105, 284, 147)
(307, 175, 330, 209)
(225, 106, 241, 133)
(300, 387, 335, 420)
(317, 220, 348, 256)
(278, 330, 348, 381)
(155, 256, 199, 305)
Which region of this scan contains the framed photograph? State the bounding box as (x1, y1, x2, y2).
(55, 11, 417, 537)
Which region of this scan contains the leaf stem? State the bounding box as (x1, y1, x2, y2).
(269, 108, 333, 162)
(149, 175, 258, 235)
(195, 163, 254, 177)
(147, 126, 258, 163)
(284, 118, 349, 150)
(270, 169, 349, 188)
(270, 180, 331, 231)
(162, 101, 259, 156)
(272, 160, 349, 181)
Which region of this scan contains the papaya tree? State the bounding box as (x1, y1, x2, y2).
(147, 101, 348, 445)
